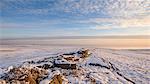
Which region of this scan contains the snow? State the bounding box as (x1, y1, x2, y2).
(0, 46, 150, 83)
(40, 79, 50, 84)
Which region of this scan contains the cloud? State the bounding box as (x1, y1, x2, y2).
(1, 0, 150, 33)
(0, 20, 58, 29)
(89, 17, 150, 30)
(0, 19, 90, 29)
(106, 0, 150, 18)
(1, 15, 150, 32)
(1, 0, 149, 18)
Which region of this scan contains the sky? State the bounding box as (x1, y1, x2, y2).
(0, 0, 150, 38)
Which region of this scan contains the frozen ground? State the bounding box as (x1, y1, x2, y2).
(0, 45, 150, 84)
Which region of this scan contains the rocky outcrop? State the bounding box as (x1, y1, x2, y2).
(49, 74, 63, 84)
(0, 67, 48, 84)
(1, 48, 146, 83)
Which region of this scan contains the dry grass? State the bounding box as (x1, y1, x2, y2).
(50, 74, 63, 84)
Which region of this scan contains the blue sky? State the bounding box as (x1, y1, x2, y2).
(0, 0, 150, 38)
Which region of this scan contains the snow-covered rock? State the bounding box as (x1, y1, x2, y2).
(0, 48, 149, 84)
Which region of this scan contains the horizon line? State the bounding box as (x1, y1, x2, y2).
(1, 35, 150, 40)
